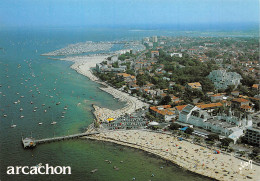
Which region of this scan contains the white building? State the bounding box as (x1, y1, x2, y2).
(178, 104, 252, 143)
(208, 70, 242, 90)
(170, 53, 183, 58)
(152, 36, 158, 43)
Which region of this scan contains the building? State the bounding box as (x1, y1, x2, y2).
(170, 53, 182, 58)
(231, 98, 250, 109)
(244, 120, 260, 147)
(187, 82, 202, 90)
(150, 105, 176, 122)
(196, 102, 223, 114)
(252, 84, 259, 90)
(178, 104, 252, 143)
(151, 51, 159, 58)
(96, 63, 126, 73)
(210, 94, 224, 102)
(152, 36, 158, 43)
(208, 70, 242, 90)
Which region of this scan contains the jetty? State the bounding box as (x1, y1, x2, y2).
(22, 132, 99, 148)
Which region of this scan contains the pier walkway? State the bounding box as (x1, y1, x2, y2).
(22, 132, 99, 148)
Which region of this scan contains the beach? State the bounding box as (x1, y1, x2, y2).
(85, 130, 260, 181)
(59, 54, 260, 181)
(59, 55, 149, 121)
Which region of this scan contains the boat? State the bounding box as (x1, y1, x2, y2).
(51, 121, 57, 125)
(44, 110, 47, 113)
(11, 120, 16, 128)
(38, 122, 43, 125)
(90, 169, 98, 173)
(20, 108, 23, 111)
(61, 116, 64, 118)
(56, 102, 60, 105)
(20, 115, 24, 118)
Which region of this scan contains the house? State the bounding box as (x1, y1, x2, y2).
(170, 53, 182, 58)
(231, 98, 250, 109)
(210, 94, 224, 102)
(231, 91, 239, 97)
(208, 70, 242, 89)
(151, 51, 159, 58)
(252, 84, 259, 90)
(196, 102, 223, 114)
(149, 105, 176, 122)
(187, 82, 202, 90)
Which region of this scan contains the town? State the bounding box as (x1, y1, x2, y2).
(94, 36, 260, 163)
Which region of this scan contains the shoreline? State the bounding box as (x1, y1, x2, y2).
(58, 54, 149, 122)
(84, 130, 260, 181)
(55, 54, 260, 181)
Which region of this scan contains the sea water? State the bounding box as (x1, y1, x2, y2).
(0, 27, 212, 181)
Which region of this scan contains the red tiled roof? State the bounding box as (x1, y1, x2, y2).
(232, 98, 249, 103)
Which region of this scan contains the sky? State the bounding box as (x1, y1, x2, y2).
(0, 0, 259, 29)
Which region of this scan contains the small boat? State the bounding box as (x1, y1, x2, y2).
(44, 110, 47, 113)
(3, 114, 7, 117)
(51, 121, 57, 125)
(33, 110, 36, 112)
(56, 102, 60, 105)
(20, 115, 24, 118)
(61, 116, 64, 118)
(64, 107, 67, 110)
(38, 122, 43, 125)
(20, 108, 23, 111)
(11, 120, 16, 128)
(90, 169, 98, 173)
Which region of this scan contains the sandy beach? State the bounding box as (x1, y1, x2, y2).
(85, 130, 260, 181)
(59, 54, 260, 181)
(59, 55, 149, 121)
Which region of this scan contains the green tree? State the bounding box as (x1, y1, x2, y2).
(160, 95, 172, 105)
(220, 138, 233, 147)
(207, 134, 219, 141)
(169, 123, 181, 130)
(184, 127, 194, 135)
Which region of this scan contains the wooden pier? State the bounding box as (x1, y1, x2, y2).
(22, 132, 99, 148)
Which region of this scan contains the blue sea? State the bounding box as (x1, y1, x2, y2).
(0, 27, 238, 181)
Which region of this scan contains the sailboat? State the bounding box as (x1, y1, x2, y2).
(51, 112, 57, 125)
(11, 120, 16, 128)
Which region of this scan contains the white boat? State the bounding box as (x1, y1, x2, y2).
(20, 108, 23, 111)
(51, 121, 57, 125)
(38, 122, 43, 125)
(11, 120, 16, 128)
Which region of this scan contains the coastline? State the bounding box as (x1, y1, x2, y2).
(57, 54, 260, 181)
(58, 54, 149, 122)
(85, 130, 260, 181)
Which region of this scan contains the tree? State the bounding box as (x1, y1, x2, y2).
(169, 123, 181, 130)
(184, 127, 194, 135)
(160, 95, 172, 105)
(220, 138, 233, 147)
(207, 134, 219, 141)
